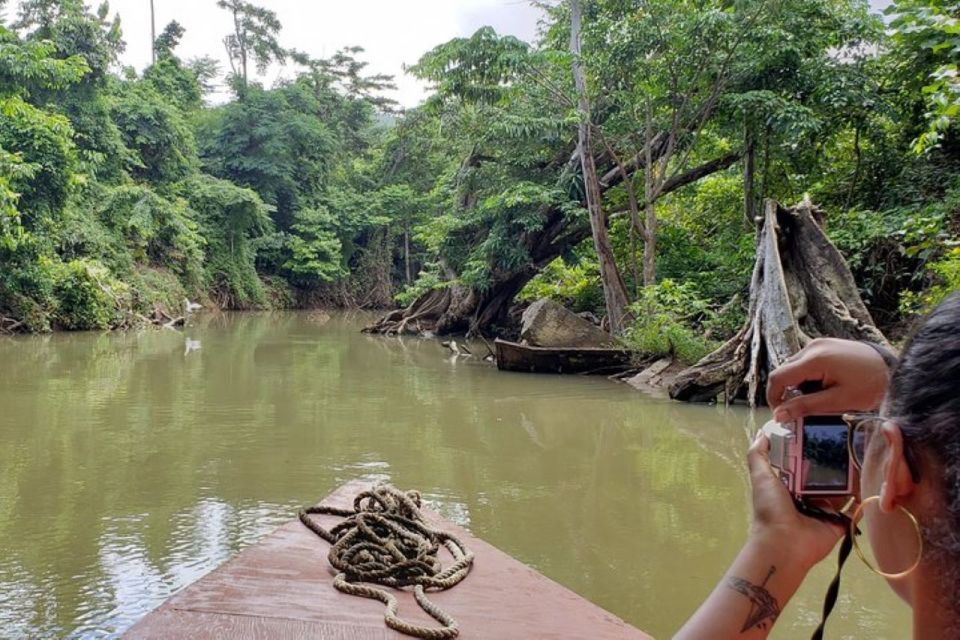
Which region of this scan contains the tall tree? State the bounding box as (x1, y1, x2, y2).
(217, 0, 284, 96)
(569, 0, 631, 334)
(149, 0, 155, 64)
(153, 19, 184, 61)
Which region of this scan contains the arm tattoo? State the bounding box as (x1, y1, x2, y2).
(725, 566, 781, 633)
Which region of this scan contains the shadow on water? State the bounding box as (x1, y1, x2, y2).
(0, 312, 910, 638)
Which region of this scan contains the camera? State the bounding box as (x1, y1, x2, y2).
(762, 415, 855, 497)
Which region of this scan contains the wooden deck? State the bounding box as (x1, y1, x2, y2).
(124, 482, 652, 639)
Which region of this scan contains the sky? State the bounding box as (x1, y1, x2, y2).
(8, 0, 894, 109)
(64, 0, 545, 107)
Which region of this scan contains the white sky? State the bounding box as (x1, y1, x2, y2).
(7, 0, 893, 108)
(47, 0, 544, 107)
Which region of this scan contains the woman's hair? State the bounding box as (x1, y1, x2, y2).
(885, 292, 960, 589)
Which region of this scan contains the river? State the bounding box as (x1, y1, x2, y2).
(0, 312, 910, 638)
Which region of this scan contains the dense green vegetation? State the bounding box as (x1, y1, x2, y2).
(1, 0, 958, 350)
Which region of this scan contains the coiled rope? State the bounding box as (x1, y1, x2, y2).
(299, 484, 474, 639)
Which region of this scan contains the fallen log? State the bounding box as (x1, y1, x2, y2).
(162, 316, 185, 330)
(669, 198, 888, 406)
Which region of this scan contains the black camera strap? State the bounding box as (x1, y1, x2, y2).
(795, 499, 855, 640)
(811, 527, 854, 640)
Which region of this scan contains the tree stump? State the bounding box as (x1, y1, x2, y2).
(669, 198, 888, 406)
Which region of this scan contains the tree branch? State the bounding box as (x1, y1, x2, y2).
(647, 150, 742, 205)
(598, 131, 667, 188)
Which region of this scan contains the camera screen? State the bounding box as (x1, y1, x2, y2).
(802, 418, 849, 491)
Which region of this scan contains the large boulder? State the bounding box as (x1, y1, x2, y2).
(520, 299, 619, 348)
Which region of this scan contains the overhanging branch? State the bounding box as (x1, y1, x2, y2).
(649, 150, 742, 204)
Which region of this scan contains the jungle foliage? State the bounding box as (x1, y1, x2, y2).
(0, 0, 958, 340)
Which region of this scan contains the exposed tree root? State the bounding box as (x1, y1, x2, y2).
(0, 315, 23, 334)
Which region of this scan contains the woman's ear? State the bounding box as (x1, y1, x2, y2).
(878, 422, 916, 513)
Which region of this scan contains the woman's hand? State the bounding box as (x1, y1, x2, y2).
(747, 432, 844, 571)
(766, 338, 892, 423)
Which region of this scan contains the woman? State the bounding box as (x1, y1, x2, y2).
(676, 292, 960, 639)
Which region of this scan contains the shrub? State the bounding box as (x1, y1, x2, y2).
(518, 257, 604, 313)
(127, 266, 188, 317)
(624, 280, 722, 365)
(900, 248, 960, 315)
(51, 258, 125, 330)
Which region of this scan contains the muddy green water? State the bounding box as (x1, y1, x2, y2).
(0, 312, 910, 638)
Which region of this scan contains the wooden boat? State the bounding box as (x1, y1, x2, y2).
(124, 481, 651, 639)
(494, 338, 633, 375)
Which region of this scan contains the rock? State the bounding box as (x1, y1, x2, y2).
(520, 299, 618, 348)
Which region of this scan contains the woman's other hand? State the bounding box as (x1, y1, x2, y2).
(674, 432, 845, 639)
(747, 432, 844, 571)
(766, 338, 891, 423)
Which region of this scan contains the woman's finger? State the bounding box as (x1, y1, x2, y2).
(766, 344, 828, 408)
(747, 432, 773, 481)
(772, 385, 845, 422)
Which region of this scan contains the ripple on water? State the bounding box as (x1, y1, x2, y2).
(0, 560, 62, 638)
(60, 500, 295, 638)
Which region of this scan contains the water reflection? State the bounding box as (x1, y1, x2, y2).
(0, 313, 910, 638)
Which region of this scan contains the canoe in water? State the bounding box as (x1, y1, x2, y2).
(494, 338, 633, 375)
(124, 481, 651, 639)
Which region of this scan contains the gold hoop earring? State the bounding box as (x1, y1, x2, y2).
(849, 495, 923, 579)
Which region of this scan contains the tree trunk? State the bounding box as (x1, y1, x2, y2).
(150, 0, 156, 65)
(744, 120, 756, 226)
(404, 223, 412, 284)
(362, 268, 533, 337)
(241, 45, 248, 88)
(570, 0, 632, 334)
(668, 198, 888, 405)
(597, 129, 642, 299)
(643, 201, 656, 286)
(643, 100, 656, 286)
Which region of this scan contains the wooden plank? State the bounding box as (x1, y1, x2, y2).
(124, 609, 397, 640)
(125, 481, 652, 639)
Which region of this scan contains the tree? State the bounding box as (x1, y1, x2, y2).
(186, 55, 221, 97)
(217, 0, 285, 96)
(153, 19, 184, 60)
(197, 82, 335, 231)
(111, 80, 196, 183)
(887, 0, 960, 152)
(149, 0, 155, 63)
(570, 0, 631, 334)
(365, 19, 743, 336)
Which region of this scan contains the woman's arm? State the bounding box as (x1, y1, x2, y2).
(674, 535, 808, 639)
(674, 433, 844, 640)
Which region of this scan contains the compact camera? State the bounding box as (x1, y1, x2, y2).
(762, 415, 857, 497)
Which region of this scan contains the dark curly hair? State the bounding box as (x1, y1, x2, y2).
(885, 292, 960, 598)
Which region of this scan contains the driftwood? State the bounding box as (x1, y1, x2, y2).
(669, 198, 888, 406)
(442, 339, 472, 356)
(0, 315, 23, 334)
(136, 305, 185, 331)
